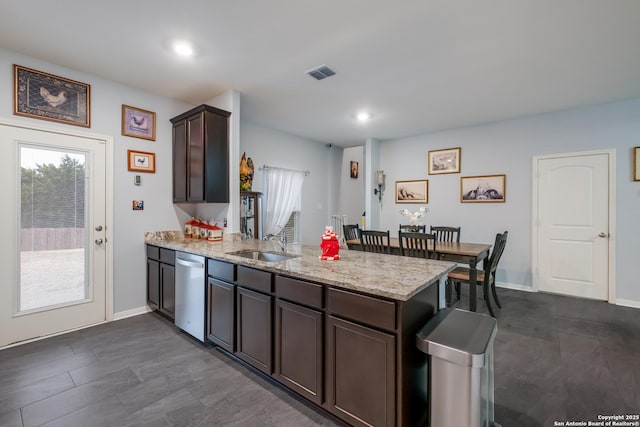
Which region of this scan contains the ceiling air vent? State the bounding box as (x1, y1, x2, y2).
(306, 65, 336, 80)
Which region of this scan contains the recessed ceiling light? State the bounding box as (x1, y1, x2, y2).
(172, 41, 194, 57)
(356, 112, 371, 122)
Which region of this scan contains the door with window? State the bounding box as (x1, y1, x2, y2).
(0, 122, 107, 347)
(534, 151, 612, 300)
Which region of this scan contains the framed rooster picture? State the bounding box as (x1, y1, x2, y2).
(122, 105, 156, 141)
(13, 64, 91, 127)
(127, 149, 156, 173)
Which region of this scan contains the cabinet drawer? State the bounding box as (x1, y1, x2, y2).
(237, 266, 272, 294)
(208, 259, 235, 282)
(275, 275, 323, 309)
(146, 245, 160, 261)
(328, 288, 396, 332)
(160, 248, 175, 265)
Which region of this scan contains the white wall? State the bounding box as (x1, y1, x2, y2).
(338, 146, 365, 225)
(240, 121, 339, 245)
(378, 98, 640, 304)
(0, 48, 192, 315)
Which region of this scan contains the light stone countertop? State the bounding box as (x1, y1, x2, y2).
(145, 231, 456, 301)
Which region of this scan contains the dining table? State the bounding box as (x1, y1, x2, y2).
(346, 238, 492, 312)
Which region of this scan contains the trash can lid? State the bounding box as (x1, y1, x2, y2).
(416, 308, 497, 367)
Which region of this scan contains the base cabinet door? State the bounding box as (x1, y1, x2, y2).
(147, 258, 160, 310)
(236, 287, 272, 374)
(207, 278, 235, 352)
(326, 316, 396, 427)
(274, 299, 323, 405)
(159, 263, 175, 320)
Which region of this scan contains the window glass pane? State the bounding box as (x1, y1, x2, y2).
(19, 146, 88, 312)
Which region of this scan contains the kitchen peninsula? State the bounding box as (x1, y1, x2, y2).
(145, 231, 455, 427)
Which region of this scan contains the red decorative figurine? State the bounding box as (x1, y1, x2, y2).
(320, 226, 340, 261)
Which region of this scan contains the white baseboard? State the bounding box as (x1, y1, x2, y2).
(496, 283, 640, 309)
(495, 282, 535, 292)
(113, 305, 152, 321)
(616, 298, 640, 309)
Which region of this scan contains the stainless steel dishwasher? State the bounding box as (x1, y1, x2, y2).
(174, 251, 206, 342)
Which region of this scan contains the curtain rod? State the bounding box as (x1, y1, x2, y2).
(261, 165, 310, 176)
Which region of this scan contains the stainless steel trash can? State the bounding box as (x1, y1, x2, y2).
(416, 308, 500, 427)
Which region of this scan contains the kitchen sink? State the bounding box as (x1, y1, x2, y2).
(228, 250, 299, 262)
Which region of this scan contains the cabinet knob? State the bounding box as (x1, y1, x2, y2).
(95, 238, 104, 245)
(95, 225, 103, 231)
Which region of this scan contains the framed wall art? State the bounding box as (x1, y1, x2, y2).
(396, 180, 428, 204)
(127, 150, 156, 173)
(634, 146, 640, 181)
(460, 174, 505, 202)
(122, 105, 156, 141)
(428, 147, 461, 175)
(13, 64, 91, 127)
(350, 161, 359, 178)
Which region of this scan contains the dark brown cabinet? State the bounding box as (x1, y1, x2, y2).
(206, 258, 237, 352)
(146, 245, 175, 321)
(274, 275, 324, 405)
(326, 316, 396, 427)
(235, 266, 274, 374)
(170, 104, 231, 203)
(274, 299, 323, 405)
(236, 286, 272, 374)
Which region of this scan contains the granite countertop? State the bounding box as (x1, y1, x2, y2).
(145, 231, 456, 301)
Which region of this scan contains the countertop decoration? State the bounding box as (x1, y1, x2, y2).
(319, 226, 340, 260)
(400, 206, 429, 231)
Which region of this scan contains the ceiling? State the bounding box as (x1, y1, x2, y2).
(1, 1, 639, 147)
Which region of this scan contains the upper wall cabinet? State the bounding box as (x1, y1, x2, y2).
(170, 104, 231, 203)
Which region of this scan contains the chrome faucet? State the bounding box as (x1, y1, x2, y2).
(264, 231, 287, 252)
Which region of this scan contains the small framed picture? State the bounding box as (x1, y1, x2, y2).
(634, 147, 640, 181)
(429, 147, 461, 175)
(122, 105, 156, 141)
(460, 174, 505, 203)
(127, 150, 156, 173)
(350, 161, 359, 178)
(13, 64, 91, 127)
(396, 180, 428, 204)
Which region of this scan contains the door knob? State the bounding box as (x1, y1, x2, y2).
(598, 232, 607, 238)
(95, 225, 103, 231)
(95, 238, 103, 245)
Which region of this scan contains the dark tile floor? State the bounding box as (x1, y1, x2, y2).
(0, 288, 638, 427)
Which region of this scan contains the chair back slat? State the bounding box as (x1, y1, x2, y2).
(486, 231, 508, 277)
(398, 232, 436, 259)
(399, 224, 426, 233)
(342, 224, 360, 242)
(359, 230, 391, 254)
(430, 226, 461, 243)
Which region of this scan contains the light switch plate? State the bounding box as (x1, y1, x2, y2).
(134, 175, 141, 185)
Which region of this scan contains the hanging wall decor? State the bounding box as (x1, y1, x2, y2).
(14, 65, 91, 127)
(428, 147, 461, 175)
(460, 174, 506, 202)
(122, 105, 156, 141)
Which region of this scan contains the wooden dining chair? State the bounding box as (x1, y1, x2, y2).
(446, 231, 508, 317)
(398, 231, 436, 259)
(359, 230, 391, 254)
(342, 224, 361, 249)
(430, 226, 461, 243)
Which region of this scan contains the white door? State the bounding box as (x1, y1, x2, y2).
(0, 123, 107, 347)
(534, 152, 612, 300)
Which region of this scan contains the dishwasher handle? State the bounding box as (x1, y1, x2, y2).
(176, 258, 204, 269)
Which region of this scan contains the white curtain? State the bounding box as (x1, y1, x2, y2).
(264, 167, 305, 236)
